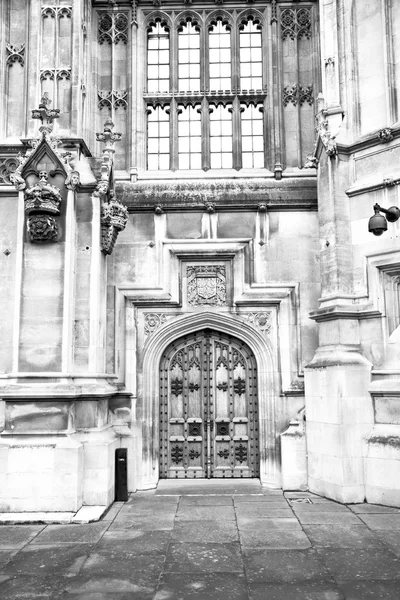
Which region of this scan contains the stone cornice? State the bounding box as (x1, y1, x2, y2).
(309, 305, 381, 323)
(336, 124, 400, 157)
(116, 177, 317, 212)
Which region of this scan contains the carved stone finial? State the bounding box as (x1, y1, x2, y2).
(96, 118, 122, 156)
(31, 93, 60, 139)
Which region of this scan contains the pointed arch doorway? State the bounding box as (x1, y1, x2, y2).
(159, 329, 259, 479)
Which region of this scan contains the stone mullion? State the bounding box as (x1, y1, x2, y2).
(231, 96, 242, 171)
(28, 2, 41, 137)
(231, 17, 240, 93)
(171, 17, 178, 94)
(130, 11, 138, 179)
(270, 2, 283, 179)
(200, 97, 211, 172)
(295, 34, 302, 168)
(70, 0, 81, 135)
(382, 0, 397, 123)
(201, 16, 208, 93)
(0, 0, 8, 138)
(136, 10, 146, 173)
(170, 100, 179, 172)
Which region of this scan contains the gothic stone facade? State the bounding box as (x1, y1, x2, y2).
(0, 0, 399, 512)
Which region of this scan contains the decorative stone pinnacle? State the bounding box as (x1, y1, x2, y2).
(31, 93, 60, 139)
(96, 118, 122, 156)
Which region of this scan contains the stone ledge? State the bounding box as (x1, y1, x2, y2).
(0, 505, 107, 525)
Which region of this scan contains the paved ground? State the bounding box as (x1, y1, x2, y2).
(0, 480, 400, 599)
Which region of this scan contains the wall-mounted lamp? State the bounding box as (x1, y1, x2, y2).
(368, 203, 400, 236)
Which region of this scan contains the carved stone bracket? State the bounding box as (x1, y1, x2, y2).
(316, 95, 337, 157)
(100, 197, 128, 255)
(98, 12, 129, 44)
(6, 43, 25, 67)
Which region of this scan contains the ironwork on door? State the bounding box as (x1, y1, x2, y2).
(160, 329, 259, 478)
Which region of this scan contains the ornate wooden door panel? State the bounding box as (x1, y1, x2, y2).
(160, 330, 259, 479)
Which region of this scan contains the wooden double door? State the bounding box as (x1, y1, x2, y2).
(159, 329, 259, 479)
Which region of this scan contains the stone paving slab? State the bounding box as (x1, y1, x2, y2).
(0, 525, 45, 549)
(178, 495, 234, 505)
(240, 529, 312, 549)
(164, 542, 243, 573)
(108, 514, 176, 531)
(31, 522, 109, 545)
(175, 504, 236, 521)
(375, 531, 400, 557)
(316, 548, 400, 583)
(236, 516, 302, 531)
(349, 503, 400, 514)
(248, 582, 344, 600)
(96, 530, 170, 554)
(243, 549, 331, 584)
(293, 511, 363, 525)
(357, 513, 400, 529)
(0, 574, 68, 600)
(1, 543, 93, 576)
(154, 573, 249, 600)
(171, 520, 239, 543)
(338, 580, 400, 599)
(303, 524, 386, 548)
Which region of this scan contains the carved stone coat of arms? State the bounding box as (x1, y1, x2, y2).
(187, 265, 227, 306)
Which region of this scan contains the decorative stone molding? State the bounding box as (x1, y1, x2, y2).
(271, 0, 277, 24)
(205, 202, 215, 213)
(98, 90, 128, 111)
(379, 128, 394, 143)
(6, 43, 25, 67)
(283, 84, 314, 107)
(98, 12, 129, 44)
(242, 312, 272, 336)
(187, 265, 227, 306)
(144, 313, 168, 337)
(324, 56, 335, 66)
(281, 8, 312, 41)
(40, 69, 71, 82)
(258, 203, 267, 212)
(41, 6, 72, 19)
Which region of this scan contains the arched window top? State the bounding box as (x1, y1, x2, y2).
(145, 12, 171, 34)
(206, 11, 233, 32)
(147, 20, 169, 37)
(238, 10, 263, 32)
(177, 14, 201, 34)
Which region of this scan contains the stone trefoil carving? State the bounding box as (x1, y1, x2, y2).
(42, 6, 72, 19)
(40, 69, 71, 82)
(0, 157, 21, 185)
(144, 313, 168, 337)
(281, 8, 312, 41)
(283, 84, 314, 107)
(98, 12, 129, 44)
(96, 118, 128, 255)
(187, 265, 227, 306)
(98, 90, 128, 111)
(6, 43, 25, 67)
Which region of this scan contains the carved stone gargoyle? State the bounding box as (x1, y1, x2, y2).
(24, 170, 62, 243)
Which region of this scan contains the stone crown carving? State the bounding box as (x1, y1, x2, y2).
(101, 196, 128, 255)
(24, 171, 62, 216)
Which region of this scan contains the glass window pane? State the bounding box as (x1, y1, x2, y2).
(147, 65, 159, 79)
(210, 121, 221, 135)
(191, 154, 202, 169)
(179, 64, 189, 78)
(191, 64, 200, 79)
(253, 152, 264, 168)
(179, 154, 190, 170)
(221, 137, 232, 152)
(242, 153, 253, 169)
(222, 121, 232, 135)
(240, 48, 251, 63)
(189, 34, 200, 48)
(209, 35, 220, 48)
(178, 34, 189, 48)
(159, 50, 169, 64)
(148, 39, 158, 50)
(251, 34, 262, 48)
(241, 33, 250, 47)
(210, 138, 221, 152)
(148, 51, 158, 65)
(159, 38, 169, 50)
(148, 139, 159, 153)
(220, 49, 231, 63)
(191, 122, 201, 137)
(159, 154, 170, 170)
(159, 122, 169, 137)
(221, 78, 231, 90)
(252, 77, 263, 89)
(148, 123, 159, 138)
(241, 78, 252, 89)
(191, 137, 202, 153)
(179, 137, 190, 152)
(159, 109, 169, 121)
(252, 63, 262, 77)
(159, 138, 169, 153)
(211, 154, 222, 169)
(251, 47, 262, 62)
(179, 121, 190, 136)
(179, 79, 189, 91)
(190, 49, 200, 63)
(179, 49, 189, 63)
(241, 119, 251, 134)
(242, 136, 253, 152)
(221, 153, 232, 168)
(209, 64, 220, 78)
(253, 136, 264, 152)
(148, 154, 159, 170)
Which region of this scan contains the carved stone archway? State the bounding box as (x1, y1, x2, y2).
(138, 311, 279, 489)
